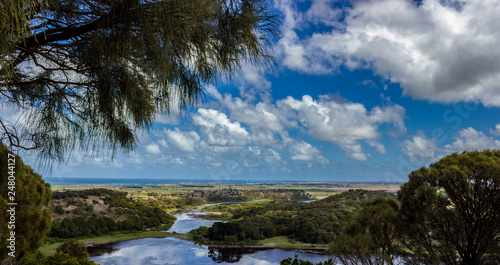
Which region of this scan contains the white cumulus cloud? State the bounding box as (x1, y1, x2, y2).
(278, 0, 500, 106)
(491, 124, 500, 136)
(402, 134, 440, 161)
(279, 94, 405, 160)
(192, 108, 250, 146)
(163, 128, 200, 152)
(445, 127, 500, 152)
(144, 142, 161, 155)
(402, 127, 500, 161)
(222, 94, 290, 132)
(289, 141, 327, 162)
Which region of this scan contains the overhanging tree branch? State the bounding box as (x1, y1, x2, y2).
(1, 0, 281, 164)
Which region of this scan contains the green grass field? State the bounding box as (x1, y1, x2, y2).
(255, 236, 326, 250)
(52, 182, 401, 200)
(39, 231, 187, 256)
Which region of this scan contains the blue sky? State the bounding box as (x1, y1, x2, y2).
(16, 0, 500, 183)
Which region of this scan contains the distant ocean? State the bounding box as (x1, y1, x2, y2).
(43, 177, 310, 186)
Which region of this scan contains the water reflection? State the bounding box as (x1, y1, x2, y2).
(86, 244, 117, 256)
(89, 210, 331, 264)
(89, 237, 331, 265)
(90, 237, 209, 265)
(207, 246, 274, 263)
(167, 210, 221, 234)
(208, 247, 243, 263)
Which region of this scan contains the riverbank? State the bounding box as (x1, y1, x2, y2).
(40, 231, 327, 257)
(203, 236, 327, 253)
(167, 209, 327, 252)
(256, 236, 326, 252)
(39, 231, 189, 256)
(40, 186, 386, 259)
(89, 236, 332, 265)
(39, 206, 326, 258)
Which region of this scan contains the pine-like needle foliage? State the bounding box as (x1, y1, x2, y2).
(0, 0, 280, 163)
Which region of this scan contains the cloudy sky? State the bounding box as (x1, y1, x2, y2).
(24, 0, 500, 183)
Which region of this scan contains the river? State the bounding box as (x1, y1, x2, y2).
(166, 210, 221, 234)
(88, 210, 332, 265)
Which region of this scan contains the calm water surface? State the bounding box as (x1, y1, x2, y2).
(89, 237, 331, 265)
(167, 210, 221, 234)
(89, 210, 332, 265)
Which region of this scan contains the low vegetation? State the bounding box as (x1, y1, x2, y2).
(39, 231, 179, 257)
(190, 189, 394, 245)
(48, 189, 176, 239)
(3, 143, 498, 265)
(190, 151, 500, 265)
(139, 187, 313, 210)
(323, 151, 500, 265)
(24, 252, 98, 265)
(280, 255, 334, 265)
(185, 188, 312, 202)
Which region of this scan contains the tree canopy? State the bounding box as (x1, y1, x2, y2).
(24, 252, 98, 265)
(0, 0, 280, 162)
(320, 150, 500, 265)
(0, 142, 52, 263)
(398, 150, 500, 265)
(328, 197, 401, 265)
(56, 239, 89, 260)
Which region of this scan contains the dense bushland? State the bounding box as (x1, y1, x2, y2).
(191, 189, 393, 245)
(49, 189, 175, 238)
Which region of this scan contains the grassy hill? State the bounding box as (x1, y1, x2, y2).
(192, 189, 394, 245)
(48, 189, 175, 239)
